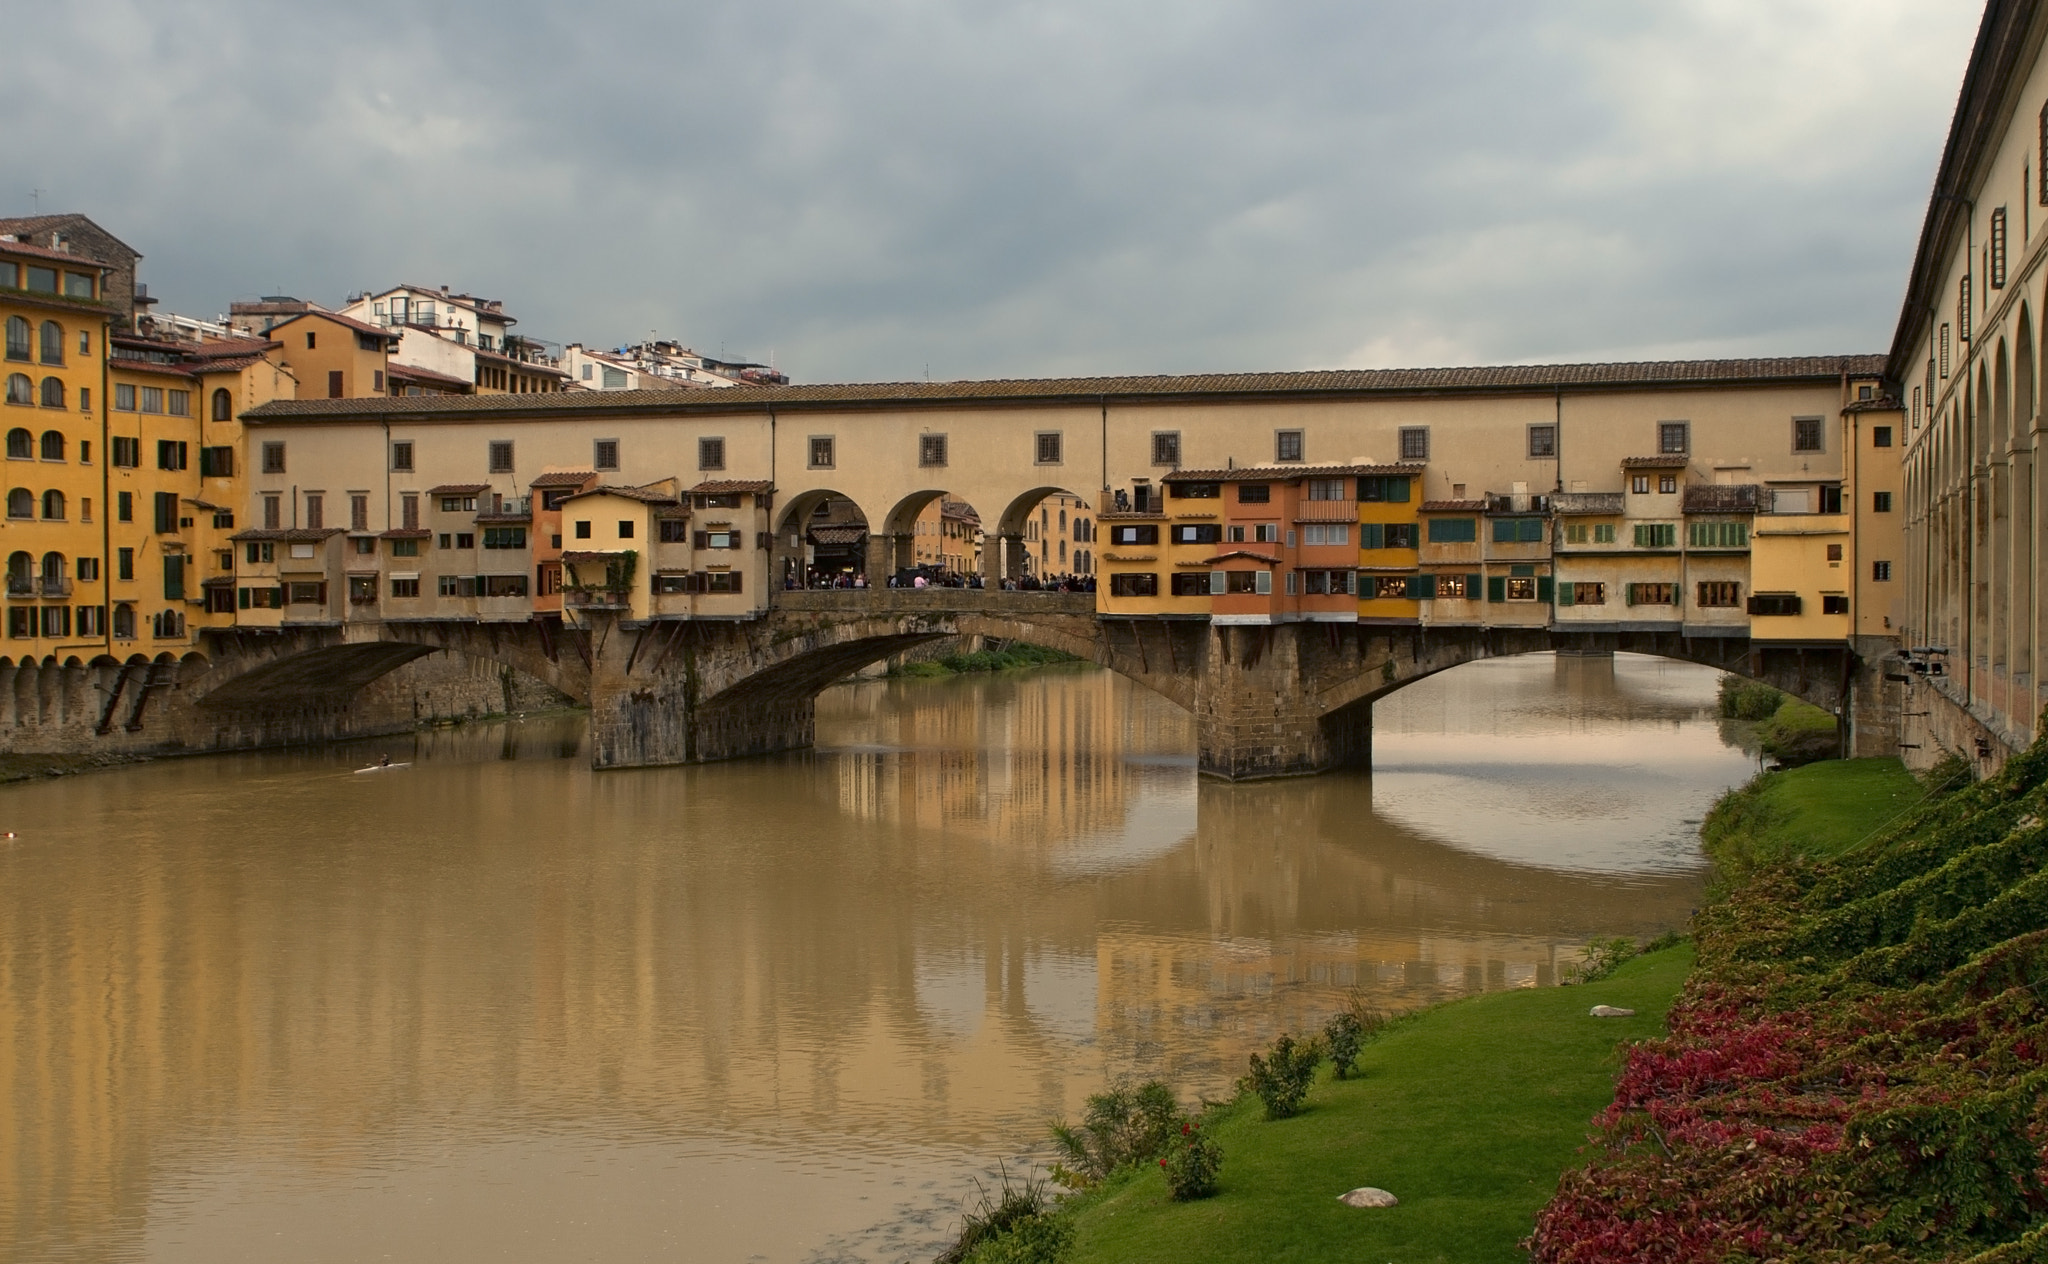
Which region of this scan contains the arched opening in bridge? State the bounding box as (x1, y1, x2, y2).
(993, 484, 1097, 589)
(877, 489, 988, 586)
(772, 490, 870, 590)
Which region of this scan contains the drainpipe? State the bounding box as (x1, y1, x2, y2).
(1553, 386, 1563, 494)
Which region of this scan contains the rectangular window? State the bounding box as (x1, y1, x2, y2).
(1172, 523, 1221, 544)
(697, 571, 743, 594)
(1626, 582, 1674, 606)
(1110, 524, 1159, 546)
(1658, 475, 1678, 494)
(1356, 476, 1411, 503)
(1306, 478, 1347, 501)
(1302, 524, 1350, 546)
(1631, 474, 1650, 494)
(1872, 425, 1893, 448)
(699, 436, 725, 470)
(617, 520, 636, 539)
(919, 434, 947, 467)
(1151, 432, 1180, 466)
(1435, 575, 1468, 599)
(1960, 275, 1972, 342)
(24, 266, 56, 294)
(390, 440, 414, 472)
(41, 607, 70, 638)
(693, 529, 742, 549)
(659, 518, 690, 543)
(482, 575, 529, 598)
(1872, 491, 1893, 513)
(1792, 417, 1824, 453)
(482, 527, 527, 549)
(1527, 424, 1556, 458)
(488, 440, 514, 473)
(287, 582, 326, 605)
(438, 575, 477, 598)
(1274, 430, 1303, 462)
(388, 577, 419, 598)
(1659, 421, 1689, 454)
(439, 496, 475, 512)
(1992, 207, 2008, 288)
(7, 607, 30, 638)
(77, 604, 104, 634)
(1569, 582, 1607, 605)
(1504, 576, 1537, 601)
(114, 384, 136, 411)
(351, 494, 368, 531)
(1426, 518, 1476, 543)
(1631, 523, 1676, 548)
(809, 435, 835, 468)
(200, 446, 233, 477)
(1746, 593, 1801, 616)
(1940, 323, 1951, 377)
(1236, 484, 1270, 504)
(455, 533, 474, 549)
(1170, 480, 1218, 499)
(1563, 523, 1586, 544)
(261, 441, 286, 474)
(1492, 517, 1544, 543)
(1398, 427, 1429, 461)
(1103, 571, 1161, 598)
(1252, 523, 1280, 543)
(1872, 560, 1892, 581)
(651, 574, 691, 595)
(304, 494, 323, 530)
(1825, 543, 1843, 562)
(1688, 520, 1748, 548)
(1035, 432, 1061, 465)
(140, 387, 163, 414)
(594, 439, 619, 471)
(167, 390, 190, 417)
(1696, 581, 1741, 608)
(401, 494, 419, 529)
(1822, 594, 1850, 615)
(390, 538, 420, 557)
(153, 492, 178, 534)
(1169, 571, 1210, 596)
(155, 440, 187, 471)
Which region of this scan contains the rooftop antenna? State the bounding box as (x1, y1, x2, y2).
(28, 188, 43, 214)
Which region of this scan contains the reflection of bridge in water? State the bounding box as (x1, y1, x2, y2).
(0, 666, 1711, 1259)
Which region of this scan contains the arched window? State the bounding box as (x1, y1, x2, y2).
(6, 429, 30, 459)
(38, 321, 63, 365)
(41, 489, 64, 520)
(3, 317, 27, 361)
(38, 431, 62, 461)
(4, 374, 29, 406)
(6, 489, 31, 519)
(112, 604, 134, 640)
(6, 551, 30, 594)
(38, 377, 62, 409)
(211, 387, 232, 421)
(39, 552, 64, 584)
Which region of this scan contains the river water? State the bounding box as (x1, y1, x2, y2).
(1, 652, 1751, 1263)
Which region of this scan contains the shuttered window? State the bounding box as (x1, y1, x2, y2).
(1427, 517, 1476, 543)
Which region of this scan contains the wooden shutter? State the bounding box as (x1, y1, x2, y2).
(1537, 576, 1553, 602)
(1557, 581, 1573, 607)
(1404, 574, 1432, 599)
(1487, 576, 1505, 602)
(1359, 523, 1383, 549)
(162, 555, 184, 601)
(1389, 478, 1409, 503)
(1466, 572, 1481, 598)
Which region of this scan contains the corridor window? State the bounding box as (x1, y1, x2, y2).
(390, 578, 420, 598)
(1034, 432, 1061, 465)
(261, 442, 286, 473)
(1792, 417, 1824, 453)
(593, 439, 619, 471)
(1274, 430, 1303, 462)
(1696, 581, 1741, 608)
(1873, 491, 1893, 512)
(1527, 424, 1556, 458)
(390, 440, 413, 471)
(699, 436, 725, 470)
(1872, 560, 1893, 581)
(809, 435, 835, 468)
(1627, 583, 1675, 606)
(1398, 427, 1429, 460)
(1659, 422, 1689, 454)
(1170, 480, 1217, 498)
(1872, 426, 1893, 448)
(488, 440, 514, 472)
(1302, 524, 1349, 546)
(919, 434, 947, 467)
(1152, 432, 1180, 466)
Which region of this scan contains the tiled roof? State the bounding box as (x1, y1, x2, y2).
(560, 550, 628, 563)
(0, 214, 140, 259)
(1201, 550, 1283, 565)
(691, 479, 773, 494)
(239, 355, 1891, 424)
(192, 355, 269, 375)
(379, 529, 432, 540)
(0, 237, 104, 266)
(185, 335, 280, 359)
(269, 310, 399, 340)
(1682, 484, 1762, 513)
(229, 527, 343, 542)
(1420, 499, 1488, 512)
(1165, 461, 1425, 482)
(388, 363, 473, 391)
(428, 483, 490, 495)
(1620, 455, 1691, 469)
(1843, 395, 1904, 413)
(528, 470, 595, 488)
(563, 484, 678, 505)
(109, 357, 197, 380)
(807, 525, 867, 546)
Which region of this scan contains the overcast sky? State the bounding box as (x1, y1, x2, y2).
(2, 1, 1984, 383)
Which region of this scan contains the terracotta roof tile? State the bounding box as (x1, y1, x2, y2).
(378, 529, 432, 540)
(240, 355, 1891, 424)
(690, 479, 773, 494)
(427, 483, 490, 495)
(229, 527, 343, 542)
(1620, 455, 1691, 469)
(388, 363, 473, 391)
(807, 525, 867, 546)
(563, 484, 679, 505)
(1201, 549, 1283, 565)
(1420, 499, 1488, 511)
(268, 310, 399, 340)
(1166, 461, 1425, 482)
(528, 470, 595, 488)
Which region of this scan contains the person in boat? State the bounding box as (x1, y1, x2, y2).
(378, 754, 390, 767)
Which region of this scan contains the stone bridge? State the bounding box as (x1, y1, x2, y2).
(94, 590, 1872, 779)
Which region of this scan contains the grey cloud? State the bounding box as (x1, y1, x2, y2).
(0, 0, 1982, 381)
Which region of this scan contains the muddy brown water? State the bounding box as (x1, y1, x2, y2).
(0, 652, 1750, 1262)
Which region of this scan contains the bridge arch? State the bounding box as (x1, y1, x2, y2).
(773, 487, 871, 588)
(992, 483, 1097, 581)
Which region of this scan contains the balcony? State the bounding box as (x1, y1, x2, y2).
(1295, 500, 1356, 522)
(1551, 492, 1624, 516)
(5, 575, 30, 597)
(565, 588, 633, 611)
(39, 576, 71, 598)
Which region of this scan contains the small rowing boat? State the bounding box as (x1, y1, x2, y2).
(354, 762, 412, 774)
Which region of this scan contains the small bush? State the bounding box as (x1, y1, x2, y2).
(939, 1166, 1063, 1264)
(1242, 1033, 1322, 1119)
(1758, 699, 1841, 768)
(1047, 1080, 1181, 1190)
(1718, 676, 1785, 721)
(1920, 751, 1975, 797)
(1158, 1118, 1222, 1201)
(960, 1213, 1074, 1264)
(1561, 936, 1637, 984)
(1323, 996, 1389, 1080)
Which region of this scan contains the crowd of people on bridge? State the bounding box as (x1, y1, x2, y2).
(781, 566, 1097, 593)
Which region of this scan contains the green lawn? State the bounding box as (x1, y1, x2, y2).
(1064, 945, 1695, 1264)
(1698, 757, 1924, 880)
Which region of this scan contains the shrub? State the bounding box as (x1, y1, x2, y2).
(1561, 936, 1636, 985)
(1242, 1033, 1322, 1119)
(1758, 699, 1841, 768)
(1048, 1080, 1181, 1190)
(939, 1166, 1065, 1264)
(1718, 676, 1785, 721)
(1323, 996, 1389, 1079)
(1921, 750, 1975, 797)
(1158, 1118, 1222, 1201)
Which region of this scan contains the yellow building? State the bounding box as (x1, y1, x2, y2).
(107, 332, 295, 647)
(1, 239, 112, 656)
(1354, 465, 1423, 622)
(266, 311, 399, 399)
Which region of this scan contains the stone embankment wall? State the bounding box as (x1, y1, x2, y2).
(0, 650, 573, 758)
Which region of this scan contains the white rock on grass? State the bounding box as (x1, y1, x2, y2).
(1338, 1187, 1399, 1208)
(1589, 1005, 1637, 1018)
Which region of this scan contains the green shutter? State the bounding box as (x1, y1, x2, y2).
(1557, 580, 1573, 607)
(1359, 523, 1384, 549)
(1487, 576, 1505, 603)
(1537, 576, 1554, 603)
(1491, 518, 1512, 543)
(1405, 574, 1431, 599)
(1624, 583, 1636, 607)
(1389, 477, 1410, 503)
(163, 555, 184, 601)
(1467, 572, 1481, 598)
(1519, 517, 1543, 542)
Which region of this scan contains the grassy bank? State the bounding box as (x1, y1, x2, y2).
(1055, 947, 1693, 1264)
(1526, 730, 2048, 1261)
(892, 642, 1081, 677)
